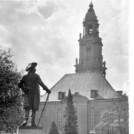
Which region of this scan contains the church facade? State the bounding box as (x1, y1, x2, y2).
(37, 2, 129, 134)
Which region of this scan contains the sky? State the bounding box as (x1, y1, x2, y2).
(0, 0, 129, 95)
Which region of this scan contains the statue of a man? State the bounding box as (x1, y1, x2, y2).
(18, 62, 51, 127)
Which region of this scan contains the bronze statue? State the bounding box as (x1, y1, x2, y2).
(18, 62, 51, 127)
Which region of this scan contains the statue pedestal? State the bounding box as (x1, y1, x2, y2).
(19, 126, 44, 134)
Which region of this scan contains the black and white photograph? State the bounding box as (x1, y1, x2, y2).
(0, 0, 130, 134)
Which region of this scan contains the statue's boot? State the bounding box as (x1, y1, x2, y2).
(21, 117, 28, 126)
(21, 108, 30, 126)
(21, 120, 28, 126)
(31, 110, 37, 127)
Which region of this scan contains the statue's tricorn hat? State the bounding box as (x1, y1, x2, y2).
(25, 62, 37, 71)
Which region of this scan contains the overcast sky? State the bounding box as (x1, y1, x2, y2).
(0, 0, 128, 94)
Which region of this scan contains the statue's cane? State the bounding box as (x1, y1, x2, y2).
(37, 93, 50, 126)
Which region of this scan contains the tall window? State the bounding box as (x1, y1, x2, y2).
(90, 109, 95, 130)
(42, 110, 47, 133)
(109, 127, 112, 134)
(57, 109, 62, 133)
(122, 110, 125, 131)
(109, 109, 113, 134)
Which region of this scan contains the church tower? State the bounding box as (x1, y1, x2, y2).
(75, 2, 107, 76)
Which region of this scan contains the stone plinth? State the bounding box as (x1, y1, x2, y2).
(19, 126, 44, 134)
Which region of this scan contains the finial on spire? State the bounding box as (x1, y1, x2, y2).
(90, 0, 93, 5)
(89, 0, 93, 11)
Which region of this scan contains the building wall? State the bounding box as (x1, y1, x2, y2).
(37, 95, 128, 134)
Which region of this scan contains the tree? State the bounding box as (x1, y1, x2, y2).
(95, 96, 129, 134)
(49, 121, 59, 134)
(64, 89, 78, 134)
(0, 48, 24, 133)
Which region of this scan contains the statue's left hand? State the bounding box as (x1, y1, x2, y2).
(47, 89, 51, 94)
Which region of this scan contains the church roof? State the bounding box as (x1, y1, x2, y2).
(41, 71, 120, 102)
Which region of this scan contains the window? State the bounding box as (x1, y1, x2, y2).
(57, 109, 62, 133)
(88, 24, 93, 34)
(91, 109, 95, 130)
(109, 127, 112, 134)
(109, 110, 113, 134)
(42, 110, 47, 133)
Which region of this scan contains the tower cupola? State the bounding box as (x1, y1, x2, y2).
(84, 2, 97, 22)
(83, 2, 99, 37)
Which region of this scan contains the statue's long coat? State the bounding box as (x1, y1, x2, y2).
(20, 73, 48, 111)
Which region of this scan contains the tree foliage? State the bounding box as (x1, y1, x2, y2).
(64, 89, 78, 134)
(95, 97, 129, 134)
(0, 48, 24, 132)
(49, 121, 59, 134)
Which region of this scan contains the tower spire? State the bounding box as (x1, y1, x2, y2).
(75, 2, 106, 75)
(83, 1, 98, 37)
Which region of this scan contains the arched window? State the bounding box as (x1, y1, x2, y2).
(88, 24, 93, 34)
(109, 110, 113, 134)
(57, 109, 62, 133)
(42, 110, 47, 133)
(90, 109, 95, 130)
